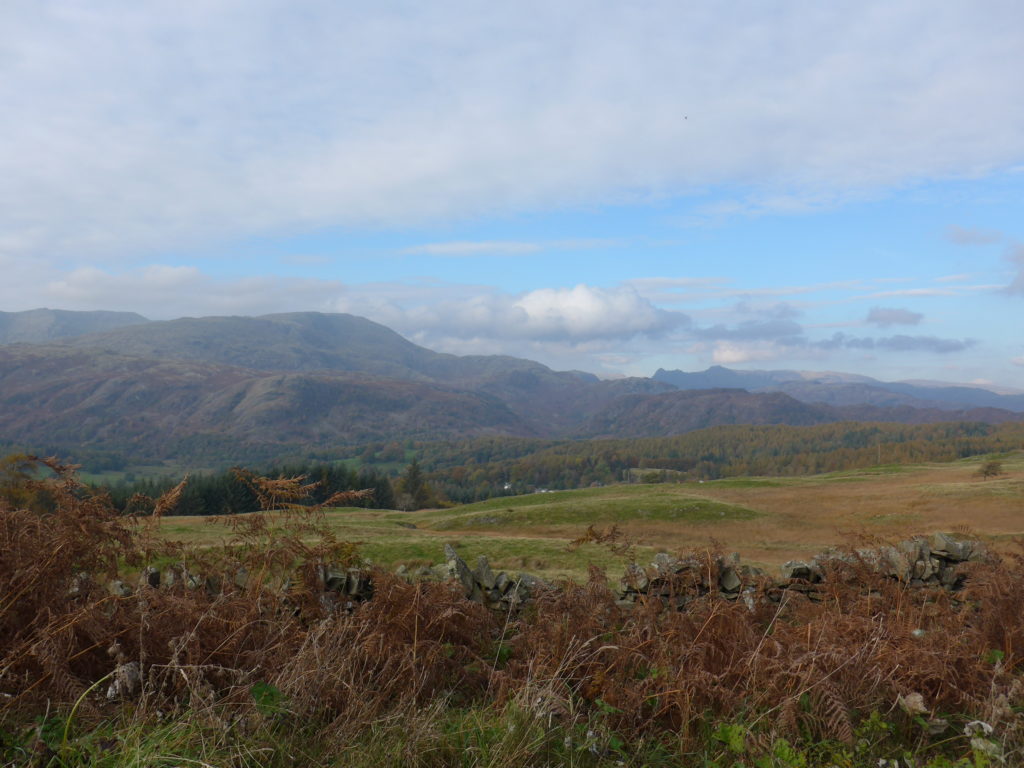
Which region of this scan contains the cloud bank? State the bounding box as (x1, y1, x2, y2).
(4, 1, 1024, 260)
(0, 251, 995, 377)
(334, 284, 687, 344)
(866, 307, 924, 327)
(946, 226, 1003, 246)
(1005, 245, 1024, 295)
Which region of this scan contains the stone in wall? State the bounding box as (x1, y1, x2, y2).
(419, 546, 549, 609)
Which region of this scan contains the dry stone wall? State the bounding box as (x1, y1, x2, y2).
(616, 531, 989, 608)
(107, 532, 990, 612)
(393, 543, 544, 610)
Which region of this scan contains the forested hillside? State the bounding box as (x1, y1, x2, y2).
(3, 312, 1022, 471)
(99, 421, 1024, 510)
(411, 421, 1024, 502)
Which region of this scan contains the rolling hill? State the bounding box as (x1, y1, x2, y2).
(577, 388, 1023, 439)
(62, 312, 676, 434)
(0, 308, 149, 343)
(0, 311, 1021, 464)
(576, 389, 836, 438)
(0, 344, 531, 458)
(654, 365, 1024, 412)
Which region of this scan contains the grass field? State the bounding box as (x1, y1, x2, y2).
(158, 450, 1024, 580)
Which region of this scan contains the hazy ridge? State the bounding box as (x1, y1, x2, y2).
(1, 310, 1021, 463)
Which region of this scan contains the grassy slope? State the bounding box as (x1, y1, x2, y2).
(159, 451, 1024, 580)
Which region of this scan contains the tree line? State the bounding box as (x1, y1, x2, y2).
(40, 420, 1024, 514)
(102, 462, 396, 516)
(409, 421, 1024, 502)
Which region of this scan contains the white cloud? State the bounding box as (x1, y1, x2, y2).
(719, 281, 865, 299)
(4, 2, 1024, 260)
(0, 254, 1006, 379)
(513, 285, 683, 340)
(872, 335, 975, 354)
(401, 239, 618, 256)
(705, 330, 977, 366)
(711, 341, 793, 365)
(279, 254, 332, 266)
(820, 333, 975, 354)
(29, 264, 347, 318)
(946, 225, 1002, 245)
(626, 277, 726, 290)
(733, 301, 802, 320)
(866, 288, 955, 298)
(1005, 244, 1024, 294)
(696, 319, 804, 342)
(622, 276, 729, 304)
(402, 241, 544, 256)
(630, 277, 868, 305)
(865, 306, 923, 327)
(333, 282, 687, 344)
(49, 265, 202, 298)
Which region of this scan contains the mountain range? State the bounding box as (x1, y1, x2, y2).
(0, 308, 147, 344)
(0, 308, 1021, 463)
(653, 366, 1024, 412)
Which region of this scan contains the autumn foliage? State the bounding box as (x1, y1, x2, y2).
(2, 456, 1024, 763)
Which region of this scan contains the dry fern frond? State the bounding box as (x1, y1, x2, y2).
(232, 468, 318, 511)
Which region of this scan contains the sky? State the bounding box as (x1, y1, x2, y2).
(3, 1, 1024, 386)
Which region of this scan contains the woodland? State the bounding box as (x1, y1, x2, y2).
(89, 420, 1024, 514)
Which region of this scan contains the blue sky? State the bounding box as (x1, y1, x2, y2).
(3, 1, 1023, 386)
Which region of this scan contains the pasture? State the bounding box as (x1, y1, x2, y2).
(158, 450, 1024, 580)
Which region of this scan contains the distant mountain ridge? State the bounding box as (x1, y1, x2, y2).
(578, 387, 1022, 439)
(62, 312, 674, 434)
(577, 389, 836, 438)
(654, 366, 1024, 413)
(0, 344, 531, 450)
(66, 312, 442, 378)
(0, 308, 149, 343)
(0, 311, 1021, 463)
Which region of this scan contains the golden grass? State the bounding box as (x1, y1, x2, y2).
(158, 451, 1024, 576)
